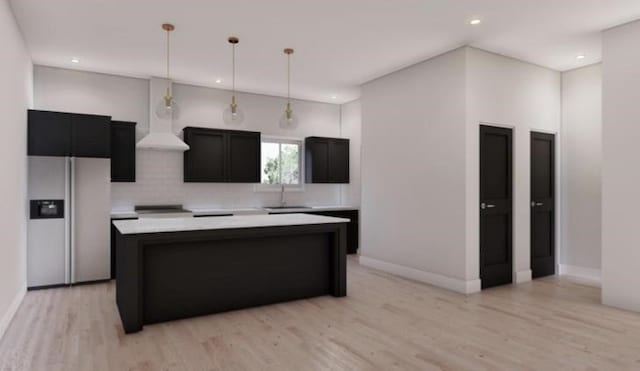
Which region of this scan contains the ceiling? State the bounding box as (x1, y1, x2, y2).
(10, 0, 640, 103)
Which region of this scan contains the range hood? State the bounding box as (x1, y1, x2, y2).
(137, 77, 189, 151)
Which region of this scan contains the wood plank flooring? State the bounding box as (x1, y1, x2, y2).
(2, 257, 640, 370)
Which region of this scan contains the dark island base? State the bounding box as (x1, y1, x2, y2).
(116, 223, 347, 333)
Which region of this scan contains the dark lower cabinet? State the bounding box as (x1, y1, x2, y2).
(28, 109, 111, 158)
(305, 137, 350, 183)
(183, 127, 260, 183)
(311, 210, 358, 254)
(110, 121, 137, 182)
(269, 209, 359, 254)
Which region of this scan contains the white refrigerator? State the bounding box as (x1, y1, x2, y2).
(27, 156, 111, 288)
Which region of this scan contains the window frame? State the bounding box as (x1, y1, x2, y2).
(255, 135, 305, 192)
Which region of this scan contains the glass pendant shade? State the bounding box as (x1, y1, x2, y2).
(279, 104, 299, 129)
(155, 89, 179, 119)
(223, 98, 245, 125)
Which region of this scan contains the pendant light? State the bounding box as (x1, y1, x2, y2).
(279, 48, 298, 129)
(155, 23, 179, 119)
(223, 36, 245, 125)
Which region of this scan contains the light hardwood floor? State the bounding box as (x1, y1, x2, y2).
(2, 257, 640, 371)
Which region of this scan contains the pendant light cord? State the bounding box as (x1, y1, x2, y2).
(232, 43, 236, 95)
(287, 53, 291, 104)
(166, 28, 171, 96)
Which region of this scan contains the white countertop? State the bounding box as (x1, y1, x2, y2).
(189, 208, 268, 216)
(113, 213, 350, 235)
(269, 206, 359, 213)
(110, 211, 140, 219)
(111, 206, 359, 219)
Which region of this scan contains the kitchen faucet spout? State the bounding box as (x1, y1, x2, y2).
(280, 184, 286, 207)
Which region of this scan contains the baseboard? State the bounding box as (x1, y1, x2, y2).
(558, 264, 601, 287)
(515, 269, 532, 284)
(0, 285, 26, 341)
(359, 256, 481, 294)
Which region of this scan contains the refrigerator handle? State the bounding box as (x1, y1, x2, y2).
(69, 157, 76, 284)
(64, 157, 71, 284)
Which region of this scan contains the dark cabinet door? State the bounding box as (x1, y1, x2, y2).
(480, 125, 513, 289)
(227, 131, 261, 183)
(71, 113, 111, 158)
(531, 132, 555, 278)
(110, 121, 137, 182)
(329, 139, 350, 183)
(28, 110, 72, 156)
(306, 138, 330, 183)
(184, 128, 227, 182)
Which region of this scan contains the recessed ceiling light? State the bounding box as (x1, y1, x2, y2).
(331, 95, 338, 100)
(215, 78, 222, 83)
(576, 54, 586, 60)
(71, 58, 80, 64)
(470, 19, 481, 25)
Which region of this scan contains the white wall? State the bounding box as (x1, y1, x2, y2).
(33, 66, 150, 137)
(360, 48, 471, 292)
(360, 47, 561, 293)
(33, 66, 360, 211)
(465, 47, 562, 283)
(602, 20, 640, 312)
(560, 64, 602, 284)
(0, 0, 32, 339)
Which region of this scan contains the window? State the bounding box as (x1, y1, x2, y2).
(260, 137, 303, 187)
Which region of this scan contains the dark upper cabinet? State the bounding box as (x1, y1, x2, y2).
(72, 113, 111, 158)
(28, 110, 111, 158)
(110, 121, 137, 182)
(28, 110, 72, 156)
(184, 127, 260, 183)
(305, 136, 350, 183)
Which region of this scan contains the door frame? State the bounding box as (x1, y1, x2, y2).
(479, 123, 514, 289)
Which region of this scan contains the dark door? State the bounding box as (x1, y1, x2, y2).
(227, 131, 260, 183)
(306, 138, 330, 183)
(28, 110, 72, 156)
(329, 139, 350, 183)
(110, 121, 137, 182)
(530, 132, 555, 278)
(480, 125, 513, 289)
(184, 128, 226, 182)
(71, 113, 111, 158)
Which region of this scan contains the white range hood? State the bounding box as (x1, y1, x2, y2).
(137, 77, 189, 151)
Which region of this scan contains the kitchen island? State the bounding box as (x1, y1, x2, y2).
(113, 213, 348, 333)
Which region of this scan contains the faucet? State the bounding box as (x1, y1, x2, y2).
(280, 184, 286, 207)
